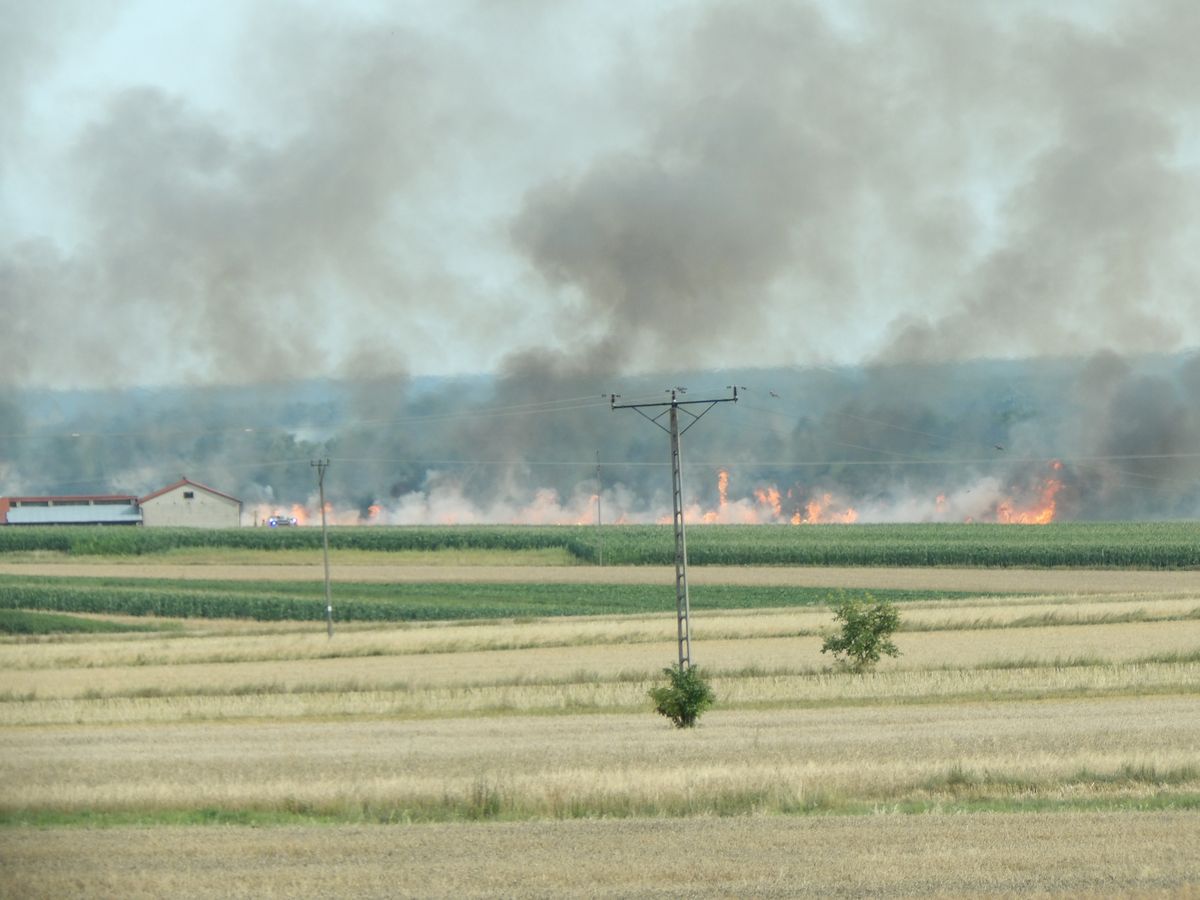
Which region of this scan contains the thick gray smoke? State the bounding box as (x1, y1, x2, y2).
(3, 2, 1199, 520)
(512, 0, 1200, 373)
(4, 1, 1200, 388)
(2, 354, 1198, 523)
(2, 5, 488, 386)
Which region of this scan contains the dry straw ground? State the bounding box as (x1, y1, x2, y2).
(4, 812, 1199, 898)
(1, 559, 1199, 897)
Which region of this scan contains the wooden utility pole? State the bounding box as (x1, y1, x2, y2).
(311, 458, 333, 638)
(611, 388, 737, 667)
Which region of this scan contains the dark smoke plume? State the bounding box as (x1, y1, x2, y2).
(6, 2, 1199, 389)
(510, 0, 1200, 375)
(3, 354, 1198, 523)
(3, 2, 1199, 521)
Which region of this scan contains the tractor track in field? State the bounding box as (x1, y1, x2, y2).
(3, 563, 1200, 594)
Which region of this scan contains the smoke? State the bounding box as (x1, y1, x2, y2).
(882, 2, 1200, 362)
(5, 1, 1200, 389)
(511, 0, 1200, 374)
(3, 353, 1199, 523)
(2, 6, 492, 387)
(4, 1, 1200, 516)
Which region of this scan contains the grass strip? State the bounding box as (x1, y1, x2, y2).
(4, 791, 1198, 829)
(0, 609, 168, 635)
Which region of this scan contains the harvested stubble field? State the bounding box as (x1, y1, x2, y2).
(1, 534, 1199, 897)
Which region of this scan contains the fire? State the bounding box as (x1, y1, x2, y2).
(796, 493, 858, 524)
(700, 469, 732, 522)
(687, 470, 859, 525)
(243, 460, 1068, 528)
(754, 486, 782, 518)
(576, 494, 600, 526)
(992, 461, 1064, 525)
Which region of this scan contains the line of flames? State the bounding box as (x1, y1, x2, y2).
(253, 462, 1065, 527)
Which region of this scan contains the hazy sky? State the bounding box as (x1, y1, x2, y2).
(3, 0, 1199, 389)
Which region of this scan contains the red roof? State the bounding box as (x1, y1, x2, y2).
(139, 477, 241, 506)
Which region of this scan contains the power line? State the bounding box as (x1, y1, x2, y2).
(0, 393, 618, 442)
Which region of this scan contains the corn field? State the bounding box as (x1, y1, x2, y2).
(0, 575, 963, 622)
(1, 522, 1198, 568)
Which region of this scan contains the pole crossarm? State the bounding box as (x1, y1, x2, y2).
(609, 388, 736, 668)
(611, 389, 737, 435)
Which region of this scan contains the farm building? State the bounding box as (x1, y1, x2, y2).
(139, 478, 242, 528)
(1, 478, 243, 527)
(0, 494, 142, 526)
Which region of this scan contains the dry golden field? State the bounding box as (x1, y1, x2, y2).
(2, 556, 1199, 897)
(4, 813, 1199, 898)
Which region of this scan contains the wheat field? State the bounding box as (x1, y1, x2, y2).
(4, 812, 1199, 899)
(2, 561, 1199, 896)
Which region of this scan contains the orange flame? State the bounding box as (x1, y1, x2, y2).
(994, 461, 1063, 524)
(702, 469, 731, 522)
(754, 486, 782, 518)
(785, 492, 859, 524)
(576, 494, 601, 526)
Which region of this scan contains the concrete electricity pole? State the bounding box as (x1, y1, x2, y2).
(311, 458, 333, 638)
(611, 387, 737, 668)
(595, 449, 604, 567)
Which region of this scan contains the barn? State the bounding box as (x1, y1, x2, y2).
(0, 495, 143, 526)
(139, 478, 243, 528)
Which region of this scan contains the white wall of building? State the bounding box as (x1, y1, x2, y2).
(141, 484, 241, 528)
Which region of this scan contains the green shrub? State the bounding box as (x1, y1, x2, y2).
(821, 596, 901, 673)
(648, 664, 715, 728)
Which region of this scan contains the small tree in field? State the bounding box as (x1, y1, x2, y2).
(649, 664, 715, 728)
(821, 596, 901, 673)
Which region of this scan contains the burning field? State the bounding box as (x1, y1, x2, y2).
(4, 353, 1199, 529)
(250, 458, 1069, 529)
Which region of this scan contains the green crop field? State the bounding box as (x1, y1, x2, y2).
(2, 521, 1199, 567)
(0, 608, 169, 635)
(0, 574, 973, 622)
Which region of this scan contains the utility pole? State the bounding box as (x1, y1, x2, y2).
(595, 449, 604, 567)
(611, 387, 737, 668)
(311, 458, 333, 638)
